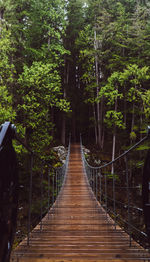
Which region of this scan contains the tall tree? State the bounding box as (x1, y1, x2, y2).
(0, 9, 16, 123)
(0, 0, 70, 151)
(63, 0, 86, 142)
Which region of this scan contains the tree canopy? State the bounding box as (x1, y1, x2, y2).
(1, 0, 150, 157)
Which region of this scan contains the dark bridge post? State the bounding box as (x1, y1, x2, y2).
(0, 122, 18, 262)
(143, 126, 150, 247)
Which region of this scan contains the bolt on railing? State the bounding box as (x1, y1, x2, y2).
(81, 130, 150, 249)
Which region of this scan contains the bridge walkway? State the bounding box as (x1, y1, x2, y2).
(11, 144, 150, 261)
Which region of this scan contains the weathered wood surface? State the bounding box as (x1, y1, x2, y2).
(11, 144, 150, 261)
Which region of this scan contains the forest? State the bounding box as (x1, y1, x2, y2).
(1, 0, 150, 160)
(1, 0, 150, 257)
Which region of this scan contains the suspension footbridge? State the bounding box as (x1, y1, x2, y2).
(10, 143, 150, 261)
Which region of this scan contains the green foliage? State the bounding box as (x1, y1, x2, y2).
(0, 0, 71, 150)
(1, 0, 150, 153)
(18, 61, 70, 110)
(0, 85, 16, 123)
(120, 64, 150, 102)
(17, 61, 70, 151)
(1, 0, 150, 248)
(135, 160, 144, 168)
(142, 90, 150, 119)
(130, 131, 136, 141)
(0, 29, 15, 81)
(0, 26, 16, 123)
(105, 111, 125, 129)
(98, 63, 150, 137)
(107, 173, 120, 182)
(136, 143, 150, 151)
(98, 72, 125, 130)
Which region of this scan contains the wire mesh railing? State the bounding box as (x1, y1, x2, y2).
(81, 132, 150, 249)
(0, 122, 70, 261)
(17, 137, 70, 246)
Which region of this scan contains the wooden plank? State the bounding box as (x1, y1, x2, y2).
(12, 259, 150, 262)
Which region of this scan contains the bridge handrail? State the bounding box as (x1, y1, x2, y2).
(80, 130, 150, 170)
(80, 129, 150, 249)
(0, 121, 71, 261)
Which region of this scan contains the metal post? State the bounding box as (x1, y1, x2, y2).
(92, 169, 94, 192)
(112, 166, 116, 229)
(125, 154, 132, 246)
(27, 153, 33, 246)
(91, 169, 93, 191)
(59, 169, 60, 192)
(105, 173, 107, 219)
(52, 170, 55, 204)
(56, 170, 58, 197)
(88, 165, 90, 181)
(58, 169, 60, 194)
(100, 171, 102, 203)
(48, 167, 50, 219)
(58, 169, 60, 195)
(93, 169, 95, 193)
(40, 163, 44, 232)
(60, 168, 62, 195)
(96, 169, 98, 200)
(89, 168, 90, 187)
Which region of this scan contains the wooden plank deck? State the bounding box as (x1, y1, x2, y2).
(11, 144, 150, 261)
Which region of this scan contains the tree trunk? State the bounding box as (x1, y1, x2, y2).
(100, 95, 104, 148)
(0, 7, 4, 32)
(61, 56, 69, 145)
(94, 30, 101, 147)
(124, 85, 127, 127)
(93, 103, 98, 145)
(72, 117, 76, 142)
(61, 114, 66, 145)
(111, 126, 116, 174)
(140, 106, 143, 140)
(101, 127, 105, 149)
(131, 102, 135, 133)
(51, 107, 54, 138)
(111, 98, 117, 174)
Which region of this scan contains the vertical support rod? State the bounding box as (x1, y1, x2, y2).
(90, 169, 92, 188)
(40, 163, 44, 232)
(96, 169, 98, 200)
(52, 170, 55, 204)
(100, 170, 102, 203)
(105, 174, 107, 219)
(27, 153, 33, 246)
(94, 170, 95, 194)
(92, 169, 94, 193)
(125, 154, 132, 247)
(113, 165, 116, 229)
(59, 169, 61, 193)
(57, 169, 59, 197)
(48, 167, 50, 219)
(58, 169, 60, 196)
(56, 170, 58, 197)
(87, 166, 89, 185)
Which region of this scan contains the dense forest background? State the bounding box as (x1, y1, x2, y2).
(1, 0, 150, 160)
